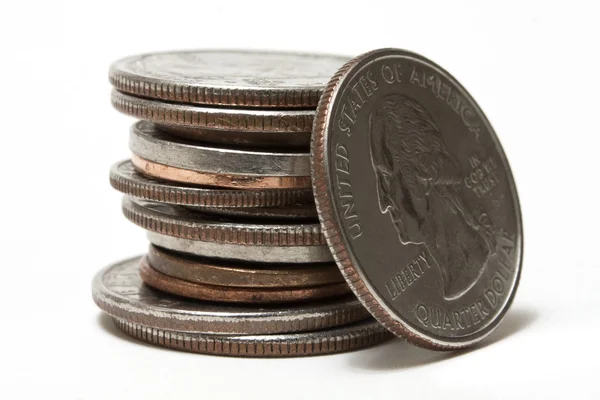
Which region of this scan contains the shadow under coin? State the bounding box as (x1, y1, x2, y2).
(348, 308, 538, 371)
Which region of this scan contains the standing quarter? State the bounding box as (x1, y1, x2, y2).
(311, 48, 523, 350)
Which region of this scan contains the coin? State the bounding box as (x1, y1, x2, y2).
(147, 232, 334, 263)
(109, 50, 349, 108)
(132, 155, 311, 189)
(110, 160, 313, 207)
(92, 257, 369, 334)
(188, 203, 318, 221)
(312, 48, 523, 350)
(147, 245, 343, 288)
(157, 125, 310, 149)
(122, 197, 326, 246)
(113, 317, 392, 357)
(130, 121, 310, 177)
(140, 257, 350, 304)
(112, 90, 315, 133)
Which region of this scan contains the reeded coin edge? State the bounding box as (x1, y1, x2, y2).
(110, 70, 324, 108)
(92, 257, 372, 334)
(122, 196, 327, 246)
(110, 160, 313, 207)
(311, 48, 522, 351)
(112, 317, 393, 357)
(111, 90, 315, 133)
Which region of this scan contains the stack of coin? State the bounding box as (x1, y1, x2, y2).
(94, 50, 393, 357)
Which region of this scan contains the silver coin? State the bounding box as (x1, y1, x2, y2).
(92, 257, 368, 334)
(186, 203, 318, 221)
(109, 50, 349, 108)
(148, 232, 334, 263)
(130, 121, 309, 177)
(112, 317, 392, 357)
(311, 48, 522, 350)
(113, 90, 315, 133)
(123, 197, 326, 246)
(110, 160, 313, 207)
(156, 125, 310, 149)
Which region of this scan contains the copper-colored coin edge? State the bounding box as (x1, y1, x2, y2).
(148, 245, 343, 288)
(132, 154, 311, 190)
(139, 257, 350, 304)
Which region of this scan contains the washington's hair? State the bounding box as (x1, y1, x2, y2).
(369, 94, 494, 243)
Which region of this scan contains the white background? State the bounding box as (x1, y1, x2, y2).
(1, 1, 598, 399)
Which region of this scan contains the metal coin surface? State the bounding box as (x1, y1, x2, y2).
(188, 203, 318, 221)
(139, 257, 350, 304)
(147, 245, 343, 288)
(312, 48, 523, 350)
(130, 121, 310, 177)
(112, 90, 314, 133)
(132, 155, 311, 189)
(148, 232, 334, 264)
(157, 125, 310, 149)
(123, 197, 326, 246)
(109, 50, 348, 108)
(113, 317, 392, 358)
(92, 257, 369, 334)
(110, 160, 313, 207)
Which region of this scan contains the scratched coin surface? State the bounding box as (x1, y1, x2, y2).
(92, 257, 370, 334)
(109, 50, 349, 108)
(312, 48, 523, 350)
(113, 317, 392, 357)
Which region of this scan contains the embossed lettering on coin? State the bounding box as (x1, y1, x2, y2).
(312, 48, 522, 349)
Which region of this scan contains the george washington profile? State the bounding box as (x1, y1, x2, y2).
(368, 94, 496, 299)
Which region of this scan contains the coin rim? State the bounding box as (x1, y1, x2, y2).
(110, 160, 313, 207)
(112, 317, 392, 357)
(147, 244, 341, 288)
(310, 48, 523, 350)
(112, 90, 315, 133)
(129, 121, 310, 177)
(131, 155, 311, 190)
(92, 256, 371, 334)
(122, 196, 327, 246)
(109, 49, 349, 108)
(147, 232, 334, 264)
(140, 256, 349, 303)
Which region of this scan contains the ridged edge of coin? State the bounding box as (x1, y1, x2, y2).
(122, 197, 327, 246)
(110, 70, 324, 109)
(112, 317, 393, 357)
(312, 49, 459, 351)
(109, 160, 313, 207)
(111, 90, 315, 132)
(92, 257, 371, 334)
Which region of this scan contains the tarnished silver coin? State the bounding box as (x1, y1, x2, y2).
(312, 48, 522, 350)
(112, 90, 314, 133)
(92, 256, 369, 334)
(130, 121, 310, 177)
(113, 317, 392, 358)
(122, 197, 326, 246)
(148, 232, 334, 263)
(109, 50, 349, 108)
(110, 160, 313, 207)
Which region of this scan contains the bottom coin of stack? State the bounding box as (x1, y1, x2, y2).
(93, 257, 392, 357)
